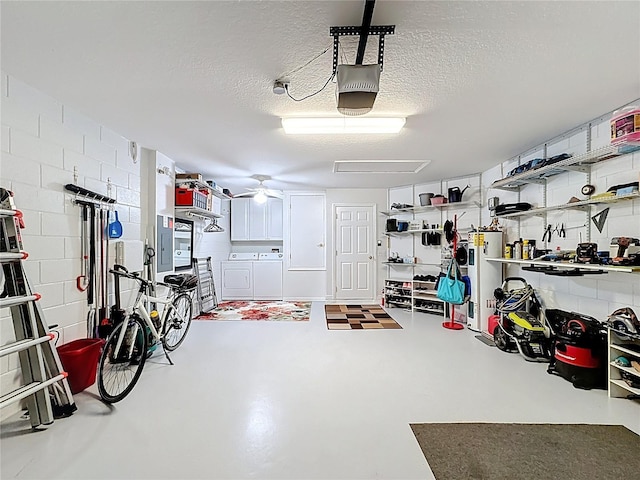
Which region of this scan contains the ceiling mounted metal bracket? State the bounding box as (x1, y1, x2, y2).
(329, 25, 395, 74)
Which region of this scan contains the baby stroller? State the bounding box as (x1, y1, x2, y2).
(493, 277, 553, 362)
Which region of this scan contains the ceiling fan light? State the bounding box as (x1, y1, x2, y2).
(281, 117, 405, 134)
(254, 190, 268, 204)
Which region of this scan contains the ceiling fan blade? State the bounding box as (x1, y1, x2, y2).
(265, 189, 284, 199)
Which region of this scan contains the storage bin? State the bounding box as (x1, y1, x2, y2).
(175, 188, 208, 209)
(431, 196, 447, 205)
(610, 106, 640, 145)
(176, 173, 203, 181)
(57, 338, 105, 394)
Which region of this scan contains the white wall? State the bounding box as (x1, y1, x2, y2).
(0, 72, 142, 420)
(192, 201, 231, 302)
(481, 101, 640, 320)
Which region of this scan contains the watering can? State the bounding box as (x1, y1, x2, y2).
(448, 185, 470, 203)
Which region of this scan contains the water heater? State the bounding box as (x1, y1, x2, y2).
(467, 231, 503, 336)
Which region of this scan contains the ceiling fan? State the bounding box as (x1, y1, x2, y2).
(234, 175, 283, 203)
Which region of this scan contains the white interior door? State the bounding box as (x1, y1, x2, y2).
(334, 205, 375, 301)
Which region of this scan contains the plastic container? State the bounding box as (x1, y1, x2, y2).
(522, 240, 530, 260)
(175, 188, 208, 209)
(419, 193, 434, 206)
(57, 338, 105, 394)
(610, 106, 640, 145)
(513, 240, 523, 260)
(488, 314, 500, 336)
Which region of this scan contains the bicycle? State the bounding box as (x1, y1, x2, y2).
(97, 264, 196, 403)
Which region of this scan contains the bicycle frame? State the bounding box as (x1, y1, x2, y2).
(112, 278, 188, 362)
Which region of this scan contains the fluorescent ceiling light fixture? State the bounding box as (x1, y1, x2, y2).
(333, 160, 430, 174)
(281, 117, 405, 134)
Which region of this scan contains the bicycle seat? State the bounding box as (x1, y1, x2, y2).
(163, 274, 198, 289)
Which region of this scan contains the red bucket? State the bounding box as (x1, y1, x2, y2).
(57, 338, 105, 394)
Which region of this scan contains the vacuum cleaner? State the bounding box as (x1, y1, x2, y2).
(493, 277, 553, 362)
(546, 309, 608, 390)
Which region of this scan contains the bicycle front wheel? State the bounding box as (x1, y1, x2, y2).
(97, 316, 147, 403)
(162, 293, 193, 351)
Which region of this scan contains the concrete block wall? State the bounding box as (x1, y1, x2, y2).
(0, 73, 142, 419)
(481, 100, 640, 321)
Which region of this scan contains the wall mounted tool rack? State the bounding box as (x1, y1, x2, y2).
(64, 184, 117, 207)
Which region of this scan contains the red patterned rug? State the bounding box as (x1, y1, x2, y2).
(195, 301, 311, 321)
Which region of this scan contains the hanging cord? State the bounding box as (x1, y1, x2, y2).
(285, 73, 335, 102)
(278, 40, 340, 102)
(276, 43, 333, 81)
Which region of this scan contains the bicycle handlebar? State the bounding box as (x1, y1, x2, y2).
(109, 264, 146, 284)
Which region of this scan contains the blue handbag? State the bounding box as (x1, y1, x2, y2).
(436, 261, 466, 305)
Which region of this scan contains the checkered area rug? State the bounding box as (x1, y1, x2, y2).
(325, 304, 402, 330)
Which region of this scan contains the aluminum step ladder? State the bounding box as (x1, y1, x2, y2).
(193, 257, 217, 314)
(0, 188, 76, 427)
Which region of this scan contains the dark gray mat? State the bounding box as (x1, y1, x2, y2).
(474, 335, 495, 347)
(410, 423, 640, 480)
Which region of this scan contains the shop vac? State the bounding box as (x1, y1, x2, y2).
(493, 277, 553, 362)
(546, 309, 608, 389)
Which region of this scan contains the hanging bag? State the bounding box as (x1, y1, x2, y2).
(437, 260, 466, 305)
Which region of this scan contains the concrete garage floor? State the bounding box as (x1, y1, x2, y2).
(2, 302, 639, 479)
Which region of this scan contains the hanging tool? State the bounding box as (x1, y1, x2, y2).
(76, 203, 89, 292)
(98, 208, 108, 335)
(591, 208, 609, 233)
(98, 207, 112, 338)
(554, 223, 566, 238)
(108, 210, 123, 239)
(542, 224, 553, 242)
(86, 203, 97, 338)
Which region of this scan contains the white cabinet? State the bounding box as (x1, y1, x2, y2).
(267, 198, 283, 240)
(230, 198, 250, 241)
(231, 198, 283, 241)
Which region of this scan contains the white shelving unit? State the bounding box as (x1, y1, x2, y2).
(383, 183, 480, 317)
(412, 280, 446, 315)
(490, 143, 639, 191)
(496, 193, 640, 219)
(175, 205, 222, 220)
(175, 178, 232, 200)
(486, 257, 640, 274)
(381, 200, 481, 216)
(384, 279, 445, 315)
(383, 228, 444, 236)
(384, 280, 413, 309)
(608, 329, 640, 399)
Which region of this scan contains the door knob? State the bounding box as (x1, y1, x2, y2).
(369, 256, 373, 260)
(317, 243, 324, 247)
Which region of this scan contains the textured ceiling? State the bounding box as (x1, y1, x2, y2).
(2, 1, 639, 194)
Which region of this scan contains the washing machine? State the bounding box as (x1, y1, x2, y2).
(254, 253, 283, 300)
